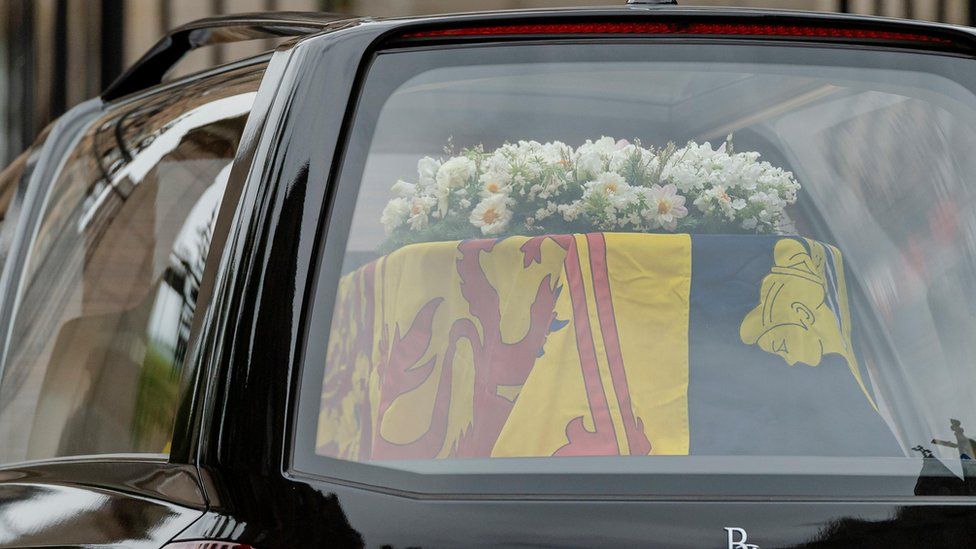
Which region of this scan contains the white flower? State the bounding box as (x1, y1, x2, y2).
(695, 185, 739, 220)
(609, 141, 659, 178)
(575, 136, 616, 179)
(407, 196, 435, 231)
(380, 197, 410, 234)
(661, 143, 711, 193)
(576, 153, 603, 178)
(435, 156, 476, 215)
(482, 151, 511, 175)
(479, 167, 511, 197)
(390, 179, 416, 198)
(417, 156, 441, 190)
(585, 171, 633, 207)
(578, 171, 644, 230)
(481, 179, 508, 197)
(558, 202, 581, 222)
(470, 194, 513, 235)
(535, 201, 558, 221)
(380, 135, 802, 244)
(645, 184, 688, 231)
(437, 156, 476, 189)
(540, 141, 573, 166)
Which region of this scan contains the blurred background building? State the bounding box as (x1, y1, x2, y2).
(0, 0, 971, 166)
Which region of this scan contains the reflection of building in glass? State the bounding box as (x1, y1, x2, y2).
(0, 63, 257, 461)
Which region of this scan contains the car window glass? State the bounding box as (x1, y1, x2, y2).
(0, 149, 30, 274)
(297, 43, 976, 496)
(0, 63, 263, 464)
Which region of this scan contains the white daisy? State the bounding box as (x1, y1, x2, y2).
(645, 184, 688, 231)
(470, 194, 513, 235)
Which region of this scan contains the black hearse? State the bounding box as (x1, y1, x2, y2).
(0, 3, 975, 547)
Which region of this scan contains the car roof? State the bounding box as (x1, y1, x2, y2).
(104, 5, 976, 102)
(174, 5, 970, 28)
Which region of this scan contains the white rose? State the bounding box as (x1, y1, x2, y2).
(380, 197, 410, 234)
(390, 179, 416, 198)
(540, 141, 572, 165)
(576, 152, 604, 180)
(435, 156, 476, 215)
(417, 156, 441, 189)
(405, 196, 435, 231)
(575, 137, 616, 179)
(437, 156, 476, 189)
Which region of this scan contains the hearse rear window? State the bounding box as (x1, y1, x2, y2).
(296, 43, 976, 496)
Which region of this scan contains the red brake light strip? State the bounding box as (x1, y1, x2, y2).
(403, 21, 952, 45)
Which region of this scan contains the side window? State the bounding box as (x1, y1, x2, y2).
(0, 64, 264, 464)
(0, 149, 30, 274)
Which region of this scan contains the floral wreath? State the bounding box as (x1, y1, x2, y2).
(379, 135, 800, 253)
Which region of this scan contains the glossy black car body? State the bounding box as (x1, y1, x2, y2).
(2, 5, 976, 548)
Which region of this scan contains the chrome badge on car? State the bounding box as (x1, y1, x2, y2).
(724, 527, 759, 549)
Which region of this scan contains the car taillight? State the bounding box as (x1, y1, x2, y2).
(162, 543, 255, 549)
(402, 21, 953, 45)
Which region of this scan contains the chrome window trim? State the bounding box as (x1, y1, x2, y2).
(0, 452, 169, 472)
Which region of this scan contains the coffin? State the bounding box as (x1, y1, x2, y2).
(316, 233, 902, 461)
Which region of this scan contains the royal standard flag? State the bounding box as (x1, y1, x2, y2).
(317, 233, 902, 461)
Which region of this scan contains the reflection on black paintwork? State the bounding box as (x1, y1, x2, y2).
(792, 506, 976, 548)
(179, 476, 364, 548)
(0, 478, 199, 547)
